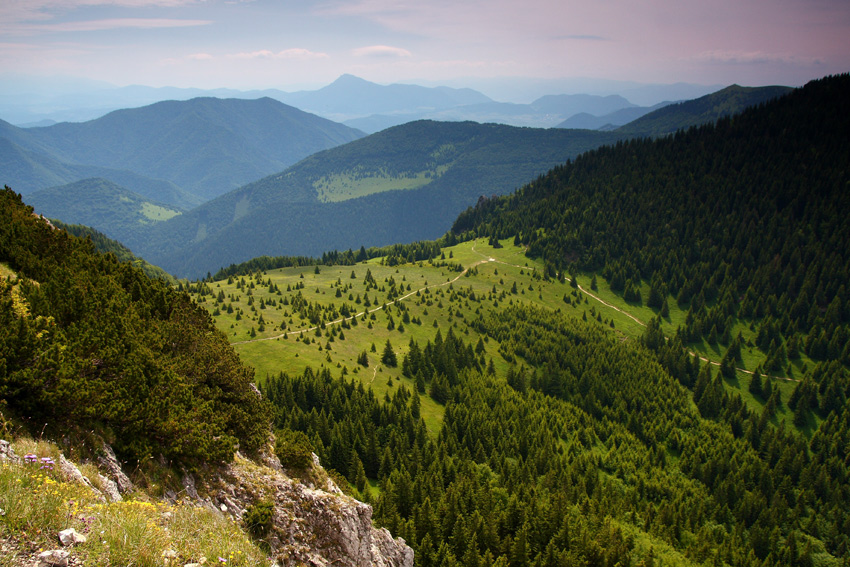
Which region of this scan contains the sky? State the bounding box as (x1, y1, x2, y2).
(1, 0, 848, 97)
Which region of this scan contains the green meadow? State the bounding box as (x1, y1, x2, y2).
(187, 238, 801, 434)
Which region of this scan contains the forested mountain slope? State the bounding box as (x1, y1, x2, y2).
(27, 177, 183, 246)
(0, 187, 270, 464)
(615, 84, 792, 136)
(134, 121, 620, 278)
(0, 132, 200, 209)
(186, 232, 850, 566)
(453, 74, 850, 378)
(1, 97, 363, 202)
(51, 218, 175, 283)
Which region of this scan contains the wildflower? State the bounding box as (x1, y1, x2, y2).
(218, 558, 227, 564)
(25, 453, 37, 463)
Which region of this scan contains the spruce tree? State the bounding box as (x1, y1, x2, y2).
(382, 339, 398, 367)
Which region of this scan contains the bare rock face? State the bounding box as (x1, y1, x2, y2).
(97, 443, 134, 495)
(58, 455, 94, 490)
(199, 454, 414, 567)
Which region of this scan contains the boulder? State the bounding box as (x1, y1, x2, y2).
(37, 549, 70, 567)
(58, 528, 87, 546)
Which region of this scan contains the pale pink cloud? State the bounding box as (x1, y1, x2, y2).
(692, 50, 823, 67)
(228, 49, 329, 60)
(19, 18, 212, 33)
(352, 45, 412, 58)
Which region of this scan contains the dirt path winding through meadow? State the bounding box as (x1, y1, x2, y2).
(231, 255, 493, 346)
(230, 239, 794, 383)
(466, 241, 796, 382)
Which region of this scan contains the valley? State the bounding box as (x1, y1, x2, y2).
(1, 74, 848, 567)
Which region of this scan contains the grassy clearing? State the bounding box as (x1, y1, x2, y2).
(139, 203, 181, 222)
(188, 237, 809, 442)
(0, 438, 269, 567)
(314, 169, 444, 202)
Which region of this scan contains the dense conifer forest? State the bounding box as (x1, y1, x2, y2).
(261, 307, 848, 566)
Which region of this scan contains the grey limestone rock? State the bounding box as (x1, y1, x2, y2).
(198, 453, 414, 567)
(37, 549, 70, 567)
(97, 443, 134, 495)
(58, 527, 87, 546)
(0, 439, 17, 463)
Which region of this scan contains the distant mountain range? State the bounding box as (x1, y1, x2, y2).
(1, 74, 722, 132)
(344, 91, 644, 132)
(556, 101, 672, 130)
(0, 97, 363, 203)
(276, 74, 492, 121)
(2, 79, 793, 278)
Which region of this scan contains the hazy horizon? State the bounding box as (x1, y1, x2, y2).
(2, 0, 846, 99)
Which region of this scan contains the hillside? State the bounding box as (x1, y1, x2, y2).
(556, 101, 671, 129)
(0, 124, 201, 209)
(0, 187, 412, 566)
(2, 97, 364, 202)
(134, 121, 621, 278)
(450, 75, 849, 378)
(51, 219, 175, 283)
(26, 177, 182, 246)
(0, 186, 269, 463)
(187, 234, 848, 567)
(616, 83, 793, 136)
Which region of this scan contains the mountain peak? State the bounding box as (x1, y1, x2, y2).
(330, 74, 373, 87)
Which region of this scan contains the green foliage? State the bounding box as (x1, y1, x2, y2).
(258, 313, 849, 566)
(381, 339, 398, 367)
(243, 499, 275, 539)
(273, 428, 314, 469)
(0, 187, 271, 465)
(213, 240, 442, 280)
(52, 220, 175, 283)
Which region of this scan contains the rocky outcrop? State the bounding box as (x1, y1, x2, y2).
(196, 452, 414, 567)
(97, 443, 134, 495)
(3, 435, 412, 566)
